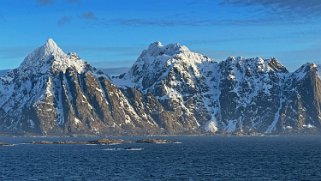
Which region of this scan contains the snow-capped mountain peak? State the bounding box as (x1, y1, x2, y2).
(113, 41, 213, 90)
(21, 38, 64, 66)
(145, 41, 190, 57)
(137, 41, 197, 66)
(18, 39, 87, 74)
(44, 38, 64, 55)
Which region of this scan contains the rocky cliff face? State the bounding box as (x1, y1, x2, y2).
(277, 64, 321, 134)
(0, 39, 320, 135)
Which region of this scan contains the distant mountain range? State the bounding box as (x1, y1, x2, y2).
(0, 39, 320, 135)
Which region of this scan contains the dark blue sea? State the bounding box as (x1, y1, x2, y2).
(1, 136, 321, 180)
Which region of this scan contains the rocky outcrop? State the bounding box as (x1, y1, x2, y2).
(0, 142, 10, 146)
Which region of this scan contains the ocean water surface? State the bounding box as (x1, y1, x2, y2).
(1, 136, 321, 180)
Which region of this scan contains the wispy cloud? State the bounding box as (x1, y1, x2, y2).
(221, 0, 321, 20)
(37, 0, 54, 6)
(57, 16, 71, 26)
(57, 12, 97, 26)
(106, 0, 321, 27)
(37, 0, 81, 6)
(105, 17, 286, 27)
(81, 12, 97, 21)
(186, 28, 321, 45)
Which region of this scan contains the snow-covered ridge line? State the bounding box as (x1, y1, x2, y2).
(0, 39, 321, 135)
(112, 41, 288, 90)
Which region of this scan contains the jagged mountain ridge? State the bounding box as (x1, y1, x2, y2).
(113, 41, 321, 134)
(0, 39, 320, 135)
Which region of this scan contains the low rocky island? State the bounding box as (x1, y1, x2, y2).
(87, 138, 128, 145)
(0, 142, 11, 146)
(31, 138, 128, 145)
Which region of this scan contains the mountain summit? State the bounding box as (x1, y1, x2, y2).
(0, 40, 321, 135)
(20, 39, 64, 68)
(19, 39, 86, 74)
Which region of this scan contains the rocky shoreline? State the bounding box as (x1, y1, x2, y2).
(31, 138, 128, 145)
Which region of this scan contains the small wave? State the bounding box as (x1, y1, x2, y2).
(2, 144, 15, 147)
(15, 143, 32, 145)
(108, 143, 122, 145)
(125, 148, 143, 151)
(103, 148, 117, 151)
(103, 148, 143, 151)
(86, 143, 121, 146)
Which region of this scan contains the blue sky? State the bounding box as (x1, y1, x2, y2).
(0, 0, 321, 71)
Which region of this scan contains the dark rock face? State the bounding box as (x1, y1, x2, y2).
(277, 64, 321, 134)
(0, 40, 321, 135)
(217, 57, 288, 133)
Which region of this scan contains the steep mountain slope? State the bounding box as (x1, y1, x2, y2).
(218, 57, 288, 133)
(113, 42, 218, 132)
(0, 39, 320, 135)
(0, 39, 161, 135)
(277, 63, 321, 133)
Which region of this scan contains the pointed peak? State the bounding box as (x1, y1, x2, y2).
(292, 62, 321, 80)
(268, 57, 288, 73)
(295, 62, 321, 73)
(297, 62, 315, 69)
(46, 38, 58, 48)
(19, 39, 67, 72)
(305, 62, 319, 68)
(42, 38, 64, 56)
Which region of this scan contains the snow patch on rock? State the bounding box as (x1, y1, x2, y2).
(205, 120, 218, 133)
